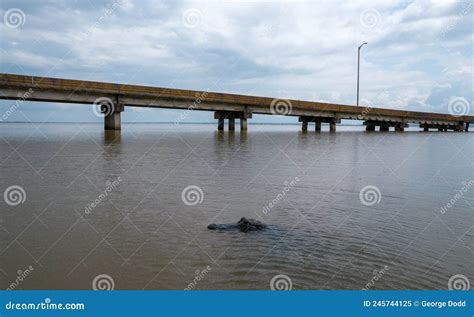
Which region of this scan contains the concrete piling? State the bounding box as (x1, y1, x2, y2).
(229, 117, 235, 131)
(302, 120, 308, 132)
(215, 111, 252, 132)
(241, 118, 248, 131)
(104, 112, 121, 130)
(218, 118, 224, 131)
(364, 120, 408, 133)
(315, 120, 321, 132)
(395, 124, 404, 132)
(104, 103, 124, 130)
(366, 124, 375, 131)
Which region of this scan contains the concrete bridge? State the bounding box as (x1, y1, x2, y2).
(0, 73, 472, 132)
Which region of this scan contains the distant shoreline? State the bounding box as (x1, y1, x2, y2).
(0, 121, 371, 126)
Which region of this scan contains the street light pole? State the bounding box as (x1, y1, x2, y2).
(357, 42, 367, 107)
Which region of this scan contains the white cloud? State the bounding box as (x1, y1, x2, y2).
(0, 0, 472, 122)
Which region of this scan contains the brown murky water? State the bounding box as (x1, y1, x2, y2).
(0, 123, 472, 290)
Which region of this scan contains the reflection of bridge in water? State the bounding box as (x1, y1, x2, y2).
(1, 73, 472, 132)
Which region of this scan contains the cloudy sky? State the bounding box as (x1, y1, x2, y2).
(0, 0, 472, 123)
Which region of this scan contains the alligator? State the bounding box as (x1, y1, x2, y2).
(207, 217, 267, 232)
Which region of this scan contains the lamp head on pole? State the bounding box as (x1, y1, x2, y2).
(358, 42, 368, 50)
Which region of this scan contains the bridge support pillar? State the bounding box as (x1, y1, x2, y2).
(105, 112, 121, 130)
(299, 116, 338, 133)
(420, 123, 465, 132)
(329, 120, 336, 133)
(365, 120, 407, 132)
(215, 111, 252, 132)
(229, 117, 235, 131)
(302, 120, 308, 132)
(104, 103, 124, 130)
(380, 124, 390, 132)
(241, 118, 248, 131)
(395, 124, 405, 132)
(315, 120, 321, 132)
(218, 118, 224, 131)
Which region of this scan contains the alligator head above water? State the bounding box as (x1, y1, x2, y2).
(207, 217, 267, 232)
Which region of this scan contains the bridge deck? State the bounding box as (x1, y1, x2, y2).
(0, 73, 472, 129)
